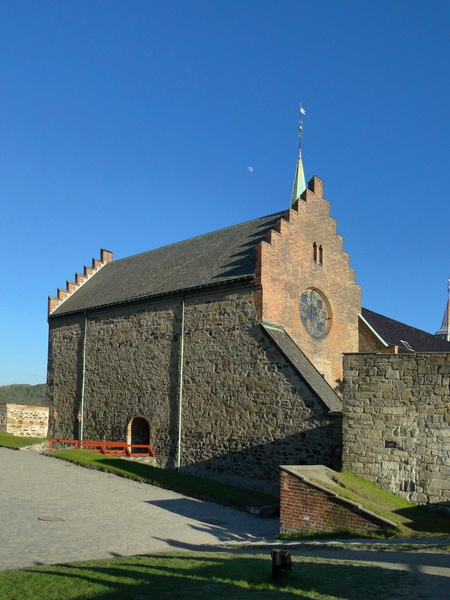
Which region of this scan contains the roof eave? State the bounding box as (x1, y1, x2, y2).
(359, 313, 389, 347)
(49, 274, 255, 319)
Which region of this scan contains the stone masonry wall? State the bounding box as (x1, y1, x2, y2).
(47, 285, 342, 492)
(280, 468, 392, 534)
(343, 352, 450, 508)
(46, 316, 85, 441)
(0, 404, 49, 437)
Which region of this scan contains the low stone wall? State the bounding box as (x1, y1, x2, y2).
(280, 466, 393, 534)
(343, 352, 450, 509)
(0, 404, 49, 438)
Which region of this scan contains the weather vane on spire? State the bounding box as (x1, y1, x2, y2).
(298, 103, 306, 156)
(291, 103, 307, 205)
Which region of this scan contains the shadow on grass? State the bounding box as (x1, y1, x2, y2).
(394, 505, 450, 534)
(48, 450, 279, 511)
(5, 552, 418, 600)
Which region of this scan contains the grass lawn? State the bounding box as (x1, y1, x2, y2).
(47, 448, 279, 512)
(0, 432, 47, 448)
(0, 550, 417, 600)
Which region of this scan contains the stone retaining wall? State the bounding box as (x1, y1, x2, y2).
(343, 352, 450, 508)
(0, 404, 49, 438)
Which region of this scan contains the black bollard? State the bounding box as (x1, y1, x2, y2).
(271, 549, 292, 579)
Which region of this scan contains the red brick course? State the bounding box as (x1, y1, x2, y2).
(280, 468, 392, 534)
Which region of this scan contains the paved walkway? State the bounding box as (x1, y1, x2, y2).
(1, 447, 450, 599)
(0, 447, 277, 571)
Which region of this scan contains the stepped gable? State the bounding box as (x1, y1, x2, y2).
(260, 175, 356, 284)
(361, 307, 450, 352)
(50, 211, 287, 316)
(48, 249, 113, 316)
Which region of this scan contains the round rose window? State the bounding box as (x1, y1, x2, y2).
(299, 289, 330, 337)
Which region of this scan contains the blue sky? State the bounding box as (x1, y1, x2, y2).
(1, 0, 449, 385)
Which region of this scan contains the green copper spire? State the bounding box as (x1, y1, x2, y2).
(291, 104, 306, 206)
(436, 280, 450, 341)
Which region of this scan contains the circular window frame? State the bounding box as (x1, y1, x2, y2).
(299, 288, 332, 338)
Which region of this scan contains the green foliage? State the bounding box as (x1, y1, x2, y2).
(0, 432, 47, 448)
(48, 449, 279, 510)
(0, 550, 415, 600)
(0, 384, 46, 406)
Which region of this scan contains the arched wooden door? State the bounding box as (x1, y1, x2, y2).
(128, 417, 150, 454)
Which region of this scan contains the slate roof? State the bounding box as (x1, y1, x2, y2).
(261, 322, 342, 413)
(361, 308, 450, 353)
(51, 210, 450, 358)
(51, 211, 286, 316)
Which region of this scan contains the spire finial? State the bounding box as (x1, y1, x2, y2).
(435, 279, 450, 341)
(291, 103, 306, 206)
(298, 102, 306, 156)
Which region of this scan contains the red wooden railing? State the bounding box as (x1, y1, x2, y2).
(49, 438, 155, 457)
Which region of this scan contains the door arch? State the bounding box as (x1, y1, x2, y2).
(127, 416, 150, 454)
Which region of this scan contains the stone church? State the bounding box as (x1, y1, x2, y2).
(46, 134, 450, 496)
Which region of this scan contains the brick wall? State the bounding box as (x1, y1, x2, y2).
(47, 284, 342, 493)
(256, 177, 361, 392)
(343, 352, 450, 508)
(0, 404, 49, 437)
(280, 467, 394, 534)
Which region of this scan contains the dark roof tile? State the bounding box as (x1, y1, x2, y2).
(361, 308, 450, 353)
(52, 211, 286, 316)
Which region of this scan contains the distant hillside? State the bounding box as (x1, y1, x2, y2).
(0, 384, 47, 406)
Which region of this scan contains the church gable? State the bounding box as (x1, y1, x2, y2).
(255, 176, 361, 390)
(48, 249, 113, 315)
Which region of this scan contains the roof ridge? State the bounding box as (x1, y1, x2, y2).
(110, 210, 288, 264)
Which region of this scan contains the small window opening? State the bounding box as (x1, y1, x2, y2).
(313, 242, 317, 262)
(319, 245, 323, 266)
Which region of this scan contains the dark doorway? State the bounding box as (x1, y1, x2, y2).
(129, 417, 150, 454)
